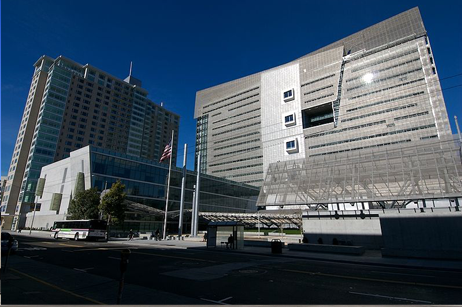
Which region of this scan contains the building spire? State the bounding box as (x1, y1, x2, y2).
(129, 61, 133, 76)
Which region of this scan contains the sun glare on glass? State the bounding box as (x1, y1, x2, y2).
(362, 72, 374, 84)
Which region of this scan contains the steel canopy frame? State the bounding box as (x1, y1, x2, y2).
(257, 138, 462, 209)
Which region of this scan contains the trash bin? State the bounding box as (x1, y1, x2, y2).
(271, 239, 283, 254)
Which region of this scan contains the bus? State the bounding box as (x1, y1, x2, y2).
(52, 219, 108, 241)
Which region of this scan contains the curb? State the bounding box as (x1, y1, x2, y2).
(199, 246, 462, 272)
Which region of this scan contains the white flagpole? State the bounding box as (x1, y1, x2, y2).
(162, 130, 174, 240)
(178, 143, 187, 238)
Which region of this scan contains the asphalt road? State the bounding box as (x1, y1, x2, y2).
(2, 235, 462, 305)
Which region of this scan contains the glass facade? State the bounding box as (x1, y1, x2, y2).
(90, 147, 259, 214)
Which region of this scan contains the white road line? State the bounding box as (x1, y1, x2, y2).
(349, 291, 432, 304)
(219, 297, 233, 303)
(371, 271, 435, 278)
(73, 267, 94, 273)
(108, 256, 120, 260)
(200, 296, 233, 305)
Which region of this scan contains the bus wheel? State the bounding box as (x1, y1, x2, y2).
(74, 233, 79, 241)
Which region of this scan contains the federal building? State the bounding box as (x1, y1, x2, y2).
(2, 56, 180, 230)
(194, 7, 452, 185)
(194, 7, 461, 210)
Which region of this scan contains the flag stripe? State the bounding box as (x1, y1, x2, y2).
(160, 139, 172, 162)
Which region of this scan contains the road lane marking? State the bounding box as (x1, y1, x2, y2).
(371, 271, 435, 278)
(280, 268, 462, 290)
(9, 268, 104, 305)
(108, 256, 120, 260)
(201, 296, 232, 305)
(73, 267, 94, 273)
(349, 291, 432, 304)
(132, 251, 217, 263)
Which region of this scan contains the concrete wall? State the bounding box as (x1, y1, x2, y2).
(380, 210, 462, 260)
(302, 207, 462, 252)
(302, 211, 382, 248)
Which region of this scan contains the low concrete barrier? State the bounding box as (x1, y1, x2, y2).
(244, 240, 286, 248)
(288, 243, 365, 255)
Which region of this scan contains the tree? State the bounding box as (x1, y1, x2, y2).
(68, 188, 100, 220)
(100, 180, 127, 225)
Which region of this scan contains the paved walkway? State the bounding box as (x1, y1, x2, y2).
(9, 230, 462, 272)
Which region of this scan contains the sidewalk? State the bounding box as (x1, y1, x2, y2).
(12, 230, 462, 272)
(106, 236, 462, 272)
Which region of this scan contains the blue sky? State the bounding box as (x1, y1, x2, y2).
(2, 0, 461, 174)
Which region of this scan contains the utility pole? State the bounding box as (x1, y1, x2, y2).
(178, 144, 187, 238)
(193, 153, 201, 237)
(162, 130, 175, 240)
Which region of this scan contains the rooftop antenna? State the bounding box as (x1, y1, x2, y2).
(129, 61, 133, 76)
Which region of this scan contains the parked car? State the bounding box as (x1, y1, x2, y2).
(1, 232, 19, 254)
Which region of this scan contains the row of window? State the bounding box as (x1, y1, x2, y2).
(303, 85, 334, 96)
(212, 163, 263, 174)
(212, 121, 261, 137)
(203, 87, 259, 110)
(242, 179, 264, 184)
(301, 73, 335, 87)
(225, 171, 264, 179)
(212, 108, 259, 125)
(346, 68, 422, 92)
(204, 94, 260, 115)
(212, 115, 260, 131)
(307, 120, 386, 139)
(213, 146, 261, 158)
(228, 99, 259, 112)
(346, 58, 420, 83)
(209, 155, 263, 167)
(309, 139, 412, 157)
(421, 134, 438, 140)
(350, 48, 418, 73)
(304, 93, 334, 104)
(214, 138, 260, 151)
(341, 103, 417, 123)
(309, 124, 435, 150)
(394, 111, 429, 121)
(349, 78, 425, 100)
(346, 91, 424, 113)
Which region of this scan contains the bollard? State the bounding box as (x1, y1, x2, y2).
(3, 237, 14, 273)
(117, 249, 131, 304)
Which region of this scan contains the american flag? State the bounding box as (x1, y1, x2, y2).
(160, 139, 172, 162)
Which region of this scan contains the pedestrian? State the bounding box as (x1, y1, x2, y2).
(128, 229, 134, 241)
(227, 234, 234, 249)
(203, 232, 207, 242)
(155, 229, 160, 241)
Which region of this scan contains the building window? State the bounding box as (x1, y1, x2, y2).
(285, 138, 299, 153)
(284, 113, 296, 126)
(283, 88, 295, 102)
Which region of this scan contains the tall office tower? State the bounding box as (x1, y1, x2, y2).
(194, 7, 451, 187)
(1, 56, 179, 229)
(0, 176, 7, 203)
